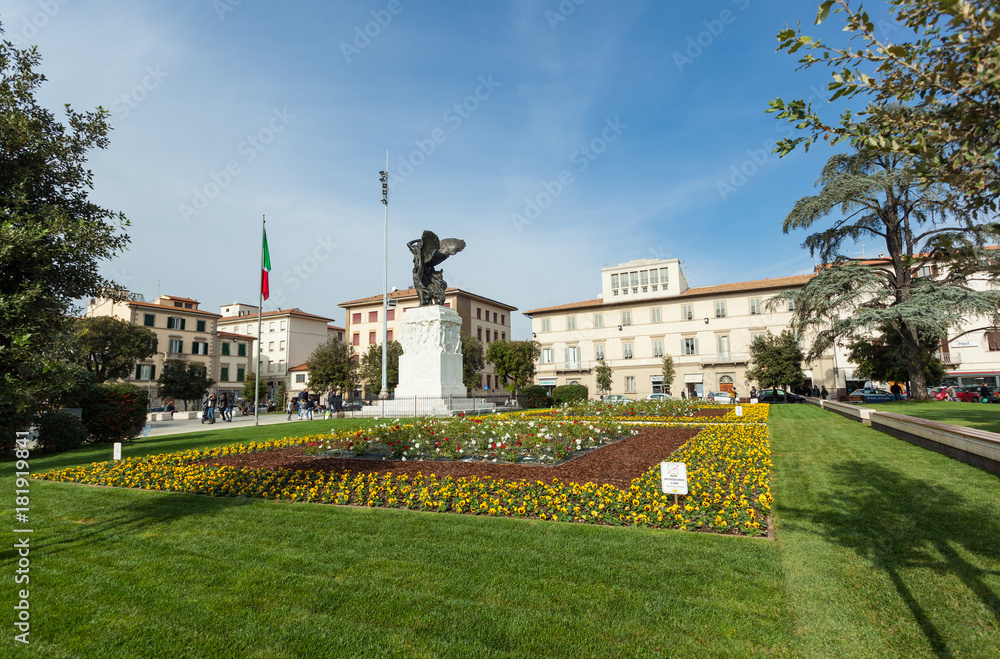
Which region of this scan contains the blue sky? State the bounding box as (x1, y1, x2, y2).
(6, 0, 898, 338)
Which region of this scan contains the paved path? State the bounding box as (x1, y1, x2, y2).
(144, 412, 324, 438)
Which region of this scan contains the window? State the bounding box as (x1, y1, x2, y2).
(682, 304, 693, 321)
(369, 331, 376, 344)
(622, 310, 632, 326)
(353, 313, 362, 324)
(192, 341, 208, 356)
(135, 364, 156, 380)
(493, 330, 498, 341)
(501, 332, 505, 340)
(594, 313, 603, 328)
(184, 303, 192, 309)
(501, 314, 505, 325)
(220, 367, 229, 382)
(718, 335, 730, 358)
(486, 375, 492, 389)
(352, 333, 360, 346)
(387, 330, 393, 342)
(541, 318, 551, 332)
(653, 340, 664, 358)
(477, 308, 482, 319)
(279, 340, 285, 351)
(369, 311, 378, 323)
(174, 301, 183, 307)
(649, 270, 658, 285)
(611, 274, 620, 289)
(269, 322, 275, 332)
(280, 321, 286, 331)
(640, 270, 649, 286)
(166, 317, 185, 330)
(222, 342, 231, 356)
(715, 301, 727, 318)
(169, 339, 183, 354)
(751, 332, 764, 342)
(623, 342, 633, 359)
(237, 368, 245, 382)
(651, 307, 661, 323)
(660, 268, 669, 286)
(987, 332, 1000, 351)
(749, 298, 762, 315)
(477, 327, 482, 340)
(541, 348, 553, 363)
(238, 343, 247, 357)
(493, 312, 498, 323)
(387, 309, 395, 321)
(682, 338, 698, 355)
(295, 374, 306, 383)
(625, 376, 636, 393)
(787, 298, 796, 311)
(268, 341, 274, 352)
(630, 271, 639, 286)
(595, 344, 605, 360)
(143, 313, 155, 327)
(567, 315, 577, 330)
(566, 346, 580, 367)
(196, 320, 206, 332)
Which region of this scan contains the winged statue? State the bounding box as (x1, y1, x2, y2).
(407, 230, 466, 306)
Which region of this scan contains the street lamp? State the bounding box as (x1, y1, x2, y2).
(379, 157, 389, 399)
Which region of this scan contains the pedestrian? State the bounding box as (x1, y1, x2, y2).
(890, 382, 902, 401)
(749, 386, 757, 399)
(811, 385, 820, 398)
(306, 397, 315, 421)
(201, 397, 209, 424)
(297, 399, 303, 420)
(979, 383, 991, 404)
(946, 386, 956, 401)
(820, 386, 828, 400)
(166, 401, 175, 419)
(286, 398, 294, 421)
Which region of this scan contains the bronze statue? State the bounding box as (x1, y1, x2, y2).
(407, 230, 466, 306)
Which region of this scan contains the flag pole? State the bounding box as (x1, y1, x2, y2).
(379, 154, 389, 399)
(255, 214, 265, 426)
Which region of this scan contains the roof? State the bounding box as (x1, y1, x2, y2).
(217, 307, 334, 323)
(288, 363, 310, 372)
(157, 295, 200, 304)
(339, 287, 517, 311)
(124, 299, 221, 318)
(523, 274, 814, 316)
(216, 331, 256, 340)
(327, 324, 345, 331)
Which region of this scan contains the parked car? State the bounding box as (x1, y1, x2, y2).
(147, 406, 166, 413)
(706, 391, 736, 404)
(341, 400, 365, 411)
(603, 394, 635, 404)
(849, 387, 896, 403)
(934, 386, 980, 402)
(645, 393, 671, 401)
(756, 388, 806, 404)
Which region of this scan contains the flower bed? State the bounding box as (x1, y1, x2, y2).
(34, 405, 773, 536)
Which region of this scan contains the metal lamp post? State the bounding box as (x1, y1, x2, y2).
(379, 157, 389, 399)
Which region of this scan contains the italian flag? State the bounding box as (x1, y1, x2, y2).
(261, 228, 271, 300)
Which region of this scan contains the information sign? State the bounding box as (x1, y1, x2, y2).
(113, 442, 122, 461)
(660, 462, 688, 495)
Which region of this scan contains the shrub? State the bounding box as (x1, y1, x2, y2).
(38, 411, 88, 453)
(82, 382, 149, 443)
(551, 384, 588, 405)
(517, 385, 551, 409)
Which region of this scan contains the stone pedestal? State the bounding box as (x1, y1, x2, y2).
(393, 305, 466, 399)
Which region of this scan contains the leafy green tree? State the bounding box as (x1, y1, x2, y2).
(661, 356, 676, 395)
(774, 148, 1000, 399)
(0, 31, 130, 440)
(359, 341, 402, 396)
(460, 332, 485, 391)
(485, 340, 540, 395)
(745, 331, 805, 397)
(276, 381, 287, 408)
(74, 316, 157, 382)
(156, 360, 213, 411)
(768, 0, 1000, 215)
(306, 337, 357, 396)
(594, 359, 613, 395)
(846, 324, 946, 388)
(240, 371, 259, 402)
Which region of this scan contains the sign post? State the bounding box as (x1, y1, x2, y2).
(660, 462, 688, 506)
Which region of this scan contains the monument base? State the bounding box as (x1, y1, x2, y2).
(362, 396, 497, 418)
(394, 305, 467, 399)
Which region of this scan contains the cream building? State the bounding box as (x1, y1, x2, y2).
(339, 287, 517, 395)
(525, 258, 821, 399)
(85, 294, 256, 406)
(217, 303, 343, 401)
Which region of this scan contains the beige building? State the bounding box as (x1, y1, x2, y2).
(217, 303, 343, 401)
(339, 287, 517, 394)
(85, 294, 256, 406)
(525, 258, 819, 399)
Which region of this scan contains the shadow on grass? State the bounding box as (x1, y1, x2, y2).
(788, 460, 1000, 658)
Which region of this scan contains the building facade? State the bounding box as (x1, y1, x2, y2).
(339, 287, 517, 394)
(85, 294, 256, 406)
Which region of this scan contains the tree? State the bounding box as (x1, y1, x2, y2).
(359, 341, 402, 395)
(0, 31, 130, 440)
(157, 360, 213, 410)
(775, 149, 1000, 399)
(768, 0, 1000, 216)
(661, 356, 676, 395)
(306, 337, 357, 396)
(594, 359, 613, 396)
(744, 331, 806, 397)
(460, 332, 485, 391)
(846, 324, 946, 388)
(486, 340, 540, 395)
(74, 316, 157, 382)
(241, 371, 259, 402)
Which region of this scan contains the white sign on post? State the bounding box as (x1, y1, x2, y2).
(735, 406, 743, 416)
(660, 462, 688, 495)
(113, 442, 122, 461)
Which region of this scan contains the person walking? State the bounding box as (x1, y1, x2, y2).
(286, 398, 295, 421)
(306, 397, 315, 421)
(821, 386, 829, 400)
(979, 383, 991, 404)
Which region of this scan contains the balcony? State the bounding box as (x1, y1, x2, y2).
(699, 352, 749, 366)
(554, 360, 592, 373)
(166, 353, 187, 360)
(938, 351, 963, 365)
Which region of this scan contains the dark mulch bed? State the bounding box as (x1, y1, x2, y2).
(204, 426, 698, 490)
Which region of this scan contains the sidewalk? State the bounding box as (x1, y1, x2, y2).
(144, 412, 319, 438)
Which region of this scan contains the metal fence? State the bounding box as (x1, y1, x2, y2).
(337, 392, 517, 417)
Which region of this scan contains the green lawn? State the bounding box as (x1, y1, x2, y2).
(2, 409, 998, 657)
(861, 399, 1000, 434)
